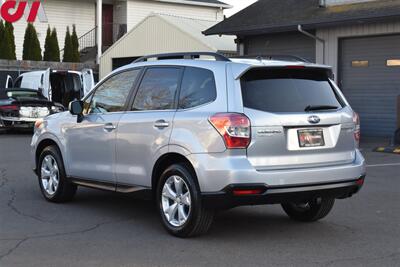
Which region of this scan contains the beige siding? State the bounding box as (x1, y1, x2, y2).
(99, 15, 213, 78)
(126, 0, 224, 30)
(316, 21, 400, 78)
(9, 0, 96, 60)
(114, 1, 128, 25)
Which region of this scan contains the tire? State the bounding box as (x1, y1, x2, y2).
(281, 197, 335, 222)
(0, 120, 11, 133)
(38, 146, 77, 203)
(156, 163, 214, 237)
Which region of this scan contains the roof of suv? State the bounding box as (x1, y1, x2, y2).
(113, 57, 332, 81)
(122, 57, 330, 69)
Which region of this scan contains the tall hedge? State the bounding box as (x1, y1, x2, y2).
(51, 28, 61, 62)
(43, 26, 60, 62)
(22, 24, 42, 61)
(71, 25, 80, 62)
(43, 26, 52, 61)
(63, 26, 73, 62)
(0, 21, 16, 60)
(0, 21, 4, 59)
(4, 22, 16, 60)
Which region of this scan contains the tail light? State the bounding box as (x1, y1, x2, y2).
(209, 113, 251, 149)
(0, 105, 18, 111)
(353, 112, 360, 147)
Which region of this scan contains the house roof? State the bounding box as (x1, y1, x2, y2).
(101, 13, 236, 59)
(153, 0, 232, 9)
(204, 0, 400, 36)
(158, 13, 236, 51)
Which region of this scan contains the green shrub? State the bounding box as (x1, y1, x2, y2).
(71, 25, 80, 62)
(63, 26, 74, 62)
(22, 24, 42, 61)
(51, 28, 61, 62)
(43, 26, 52, 61)
(4, 22, 16, 60)
(0, 21, 16, 60)
(0, 21, 5, 59)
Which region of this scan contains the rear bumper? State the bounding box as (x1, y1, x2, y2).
(202, 176, 365, 209)
(188, 149, 366, 192)
(1, 116, 39, 123)
(1, 116, 37, 129)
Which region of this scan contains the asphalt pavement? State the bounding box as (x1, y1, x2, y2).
(0, 130, 399, 267)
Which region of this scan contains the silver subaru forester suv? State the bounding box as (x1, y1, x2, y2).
(32, 52, 366, 237)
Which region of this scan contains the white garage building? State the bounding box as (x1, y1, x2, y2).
(99, 13, 236, 78)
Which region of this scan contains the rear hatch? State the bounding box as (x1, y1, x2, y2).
(240, 67, 357, 171)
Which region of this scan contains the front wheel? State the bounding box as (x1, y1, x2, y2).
(157, 163, 214, 237)
(38, 146, 77, 203)
(281, 197, 335, 222)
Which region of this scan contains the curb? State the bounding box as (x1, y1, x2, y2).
(374, 147, 400, 154)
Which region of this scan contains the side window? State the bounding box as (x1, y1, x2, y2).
(179, 67, 217, 109)
(87, 69, 140, 114)
(132, 68, 181, 111)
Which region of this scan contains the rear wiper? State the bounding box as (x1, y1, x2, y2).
(305, 105, 339, 112)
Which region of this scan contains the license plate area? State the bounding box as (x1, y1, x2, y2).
(298, 129, 325, 148)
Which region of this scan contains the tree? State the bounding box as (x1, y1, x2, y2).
(0, 21, 5, 59)
(0, 21, 15, 60)
(22, 24, 42, 61)
(63, 26, 73, 62)
(71, 25, 80, 62)
(4, 22, 16, 60)
(51, 28, 60, 62)
(43, 26, 52, 61)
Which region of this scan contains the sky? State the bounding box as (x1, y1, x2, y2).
(223, 0, 258, 17)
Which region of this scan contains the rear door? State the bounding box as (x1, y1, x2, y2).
(5, 75, 13, 88)
(239, 67, 356, 170)
(115, 67, 183, 187)
(81, 69, 95, 97)
(40, 68, 51, 100)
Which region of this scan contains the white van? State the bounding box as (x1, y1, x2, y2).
(5, 68, 94, 107)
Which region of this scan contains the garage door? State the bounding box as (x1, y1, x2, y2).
(339, 35, 400, 137)
(112, 57, 140, 71)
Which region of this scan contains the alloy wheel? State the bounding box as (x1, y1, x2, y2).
(161, 175, 192, 227)
(40, 155, 60, 196)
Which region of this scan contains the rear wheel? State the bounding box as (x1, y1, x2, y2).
(281, 197, 335, 222)
(156, 163, 214, 237)
(38, 146, 77, 203)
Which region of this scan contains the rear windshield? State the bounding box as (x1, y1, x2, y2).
(241, 68, 343, 113)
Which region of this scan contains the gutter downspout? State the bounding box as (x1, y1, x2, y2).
(297, 25, 325, 64)
(97, 0, 103, 64)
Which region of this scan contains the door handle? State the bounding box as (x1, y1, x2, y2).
(154, 120, 169, 129)
(104, 123, 117, 131)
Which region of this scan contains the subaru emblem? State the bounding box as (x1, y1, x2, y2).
(308, 115, 320, 124)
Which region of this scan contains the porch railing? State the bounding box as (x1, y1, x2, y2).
(60, 23, 128, 60)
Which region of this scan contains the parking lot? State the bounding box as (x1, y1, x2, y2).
(0, 130, 399, 267)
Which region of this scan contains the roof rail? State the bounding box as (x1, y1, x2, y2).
(231, 55, 310, 63)
(133, 52, 231, 63)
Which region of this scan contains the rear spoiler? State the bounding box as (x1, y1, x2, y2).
(232, 64, 334, 80)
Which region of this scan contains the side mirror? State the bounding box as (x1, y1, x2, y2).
(69, 100, 83, 115)
(69, 100, 84, 123)
(68, 100, 83, 123)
